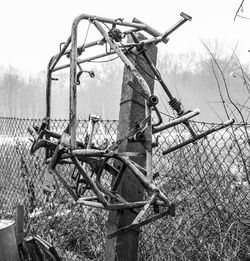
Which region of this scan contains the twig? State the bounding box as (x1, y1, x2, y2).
(210, 59, 230, 119)
(234, 0, 245, 21)
(203, 42, 250, 185)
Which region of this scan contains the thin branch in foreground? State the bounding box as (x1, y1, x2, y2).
(234, 0, 245, 21)
(203, 41, 250, 185)
(237, 14, 250, 20)
(210, 59, 230, 119)
(207, 103, 223, 122)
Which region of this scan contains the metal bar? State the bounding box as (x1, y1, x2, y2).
(51, 168, 78, 201)
(72, 156, 108, 205)
(69, 18, 78, 149)
(61, 28, 141, 60)
(45, 56, 56, 123)
(107, 116, 150, 151)
(71, 149, 110, 157)
(52, 51, 116, 72)
(107, 205, 175, 239)
(94, 20, 152, 97)
(112, 163, 127, 191)
(132, 193, 157, 224)
(43, 129, 85, 148)
(72, 14, 147, 29)
(131, 31, 198, 140)
(49, 36, 71, 71)
(130, 32, 174, 100)
(64, 38, 104, 57)
(153, 109, 200, 134)
(129, 13, 191, 49)
(47, 14, 164, 71)
(162, 119, 235, 155)
(145, 102, 153, 181)
(45, 57, 55, 158)
(118, 156, 171, 206)
(78, 196, 98, 201)
(161, 12, 192, 39)
(132, 17, 169, 44)
(77, 199, 148, 210)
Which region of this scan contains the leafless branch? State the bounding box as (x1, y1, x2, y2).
(234, 0, 245, 21)
(203, 41, 250, 185)
(210, 58, 230, 119)
(237, 14, 250, 20)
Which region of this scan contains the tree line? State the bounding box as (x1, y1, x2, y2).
(0, 46, 249, 123)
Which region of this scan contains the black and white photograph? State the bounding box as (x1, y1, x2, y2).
(0, 1, 250, 260)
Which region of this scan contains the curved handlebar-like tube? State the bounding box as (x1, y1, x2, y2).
(71, 149, 112, 157)
(49, 36, 71, 72)
(153, 108, 200, 134)
(162, 118, 235, 155)
(71, 13, 147, 30)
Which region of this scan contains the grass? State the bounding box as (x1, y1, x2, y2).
(0, 118, 250, 260)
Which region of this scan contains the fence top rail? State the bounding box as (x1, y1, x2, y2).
(0, 116, 248, 127)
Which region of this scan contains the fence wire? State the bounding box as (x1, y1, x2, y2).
(0, 117, 250, 260)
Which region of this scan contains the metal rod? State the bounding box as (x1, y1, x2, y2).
(49, 36, 71, 71)
(52, 51, 116, 72)
(51, 168, 78, 201)
(118, 156, 171, 206)
(162, 119, 235, 155)
(69, 17, 79, 149)
(94, 20, 152, 97)
(45, 57, 55, 158)
(132, 193, 157, 224)
(72, 156, 108, 205)
(132, 17, 169, 44)
(130, 32, 173, 100)
(153, 109, 200, 134)
(72, 14, 148, 29)
(161, 12, 192, 39)
(107, 205, 175, 239)
(145, 102, 153, 182)
(94, 21, 154, 185)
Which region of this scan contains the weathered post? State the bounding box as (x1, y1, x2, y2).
(105, 33, 157, 261)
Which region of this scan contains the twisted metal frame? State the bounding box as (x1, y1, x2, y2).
(28, 13, 234, 237)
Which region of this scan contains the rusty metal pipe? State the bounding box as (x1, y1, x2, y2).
(118, 156, 171, 206)
(153, 109, 200, 134)
(52, 51, 116, 72)
(71, 149, 110, 157)
(95, 19, 154, 185)
(94, 20, 152, 97)
(161, 12, 192, 40)
(132, 17, 169, 44)
(71, 14, 147, 29)
(49, 36, 71, 71)
(162, 119, 235, 155)
(77, 199, 148, 210)
(72, 156, 108, 205)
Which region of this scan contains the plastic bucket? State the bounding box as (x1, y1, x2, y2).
(0, 220, 19, 261)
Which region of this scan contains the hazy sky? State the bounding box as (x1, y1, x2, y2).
(0, 0, 249, 75)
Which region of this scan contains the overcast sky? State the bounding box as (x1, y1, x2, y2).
(0, 0, 249, 75)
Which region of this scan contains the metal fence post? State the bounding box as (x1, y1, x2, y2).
(105, 33, 157, 261)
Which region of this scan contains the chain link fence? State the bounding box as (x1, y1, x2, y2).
(0, 117, 250, 260)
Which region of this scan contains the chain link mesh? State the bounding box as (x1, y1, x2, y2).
(0, 117, 250, 260)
